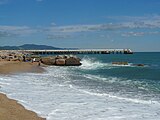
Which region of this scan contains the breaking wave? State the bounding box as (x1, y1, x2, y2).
(79, 56, 133, 70)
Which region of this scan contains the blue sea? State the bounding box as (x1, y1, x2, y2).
(0, 52, 160, 120)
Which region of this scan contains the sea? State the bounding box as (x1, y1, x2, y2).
(0, 52, 160, 120)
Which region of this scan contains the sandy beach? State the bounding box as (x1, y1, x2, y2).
(0, 93, 45, 120)
(0, 61, 46, 120)
(0, 61, 45, 74)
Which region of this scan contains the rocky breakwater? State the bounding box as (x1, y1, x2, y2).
(41, 55, 82, 66)
(0, 50, 31, 62)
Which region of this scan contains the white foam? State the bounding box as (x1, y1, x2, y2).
(83, 74, 119, 83)
(80, 57, 112, 70)
(1, 68, 160, 120)
(79, 57, 134, 70)
(112, 63, 133, 67)
(79, 89, 159, 105)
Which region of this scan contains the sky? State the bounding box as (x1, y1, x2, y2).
(0, 0, 160, 51)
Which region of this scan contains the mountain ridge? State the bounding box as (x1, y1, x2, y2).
(0, 44, 62, 50)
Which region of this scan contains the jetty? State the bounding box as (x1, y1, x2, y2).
(23, 49, 133, 55)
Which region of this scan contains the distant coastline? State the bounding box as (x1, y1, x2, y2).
(0, 44, 78, 50)
(0, 44, 61, 50)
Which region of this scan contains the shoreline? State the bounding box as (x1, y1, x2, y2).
(0, 93, 46, 120)
(0, 61, 46, 120)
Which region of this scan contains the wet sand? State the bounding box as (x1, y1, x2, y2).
(0, 61, 46, 120)
(0, 93, 45, 120)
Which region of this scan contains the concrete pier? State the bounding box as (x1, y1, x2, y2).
(23, 49, 133, 55)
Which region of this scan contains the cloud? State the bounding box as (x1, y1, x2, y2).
(46, 20, 160, 34)
(1, 15, 160, 40)
(121, 32, 145, 37)
(105, 15, 160, 29)
(123, 20, 160, 29)
(51, 22, 56, 26)
(105, 15, 160, 22)
(121, 31, 160, 37)
(0, 31, 14, 38)
(46, 15, 160, 35)
(0, 25, 37, 38)
(44, 15, 160, 40)
(47, 34, 71, 40)
(47, 23, 125, 34)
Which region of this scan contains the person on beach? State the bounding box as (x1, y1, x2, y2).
(23, 55, 26, 62)
(38, 58, 42, 66)
(38, 61, 41, 66)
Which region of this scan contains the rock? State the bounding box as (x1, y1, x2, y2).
(112, 62, 128, 65)
(11, 58, 20, 61)
(133, 64, 144, 67)
(25, 57, 32, 61)
(5, 58, 10, 61)
(56, 55, 63, 59)
(1, 56, 6, 59)
(65, 57, 82, 66)
(55, 59, 66, 66)
(41, 55, 82, 66)
(137, 64, 144, 66)
(41, 57, 56, 65)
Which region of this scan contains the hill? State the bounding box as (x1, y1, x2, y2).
(0, 44, 62, 50)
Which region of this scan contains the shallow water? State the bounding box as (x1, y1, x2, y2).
(0, 52, 160, 120)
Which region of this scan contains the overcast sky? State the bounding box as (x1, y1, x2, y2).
(0, 0, 160, 51)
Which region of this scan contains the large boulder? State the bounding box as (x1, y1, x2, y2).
(11, 58, 20, 61)
(55, 59, 66, 66)
(133, 64, 144, 67)
(41, 56, 82, 66)
(137, 64, 144, 66)
(41, 57, 56, 65)
(25, 57, 32, 61)
(65, 57, 81, 66)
